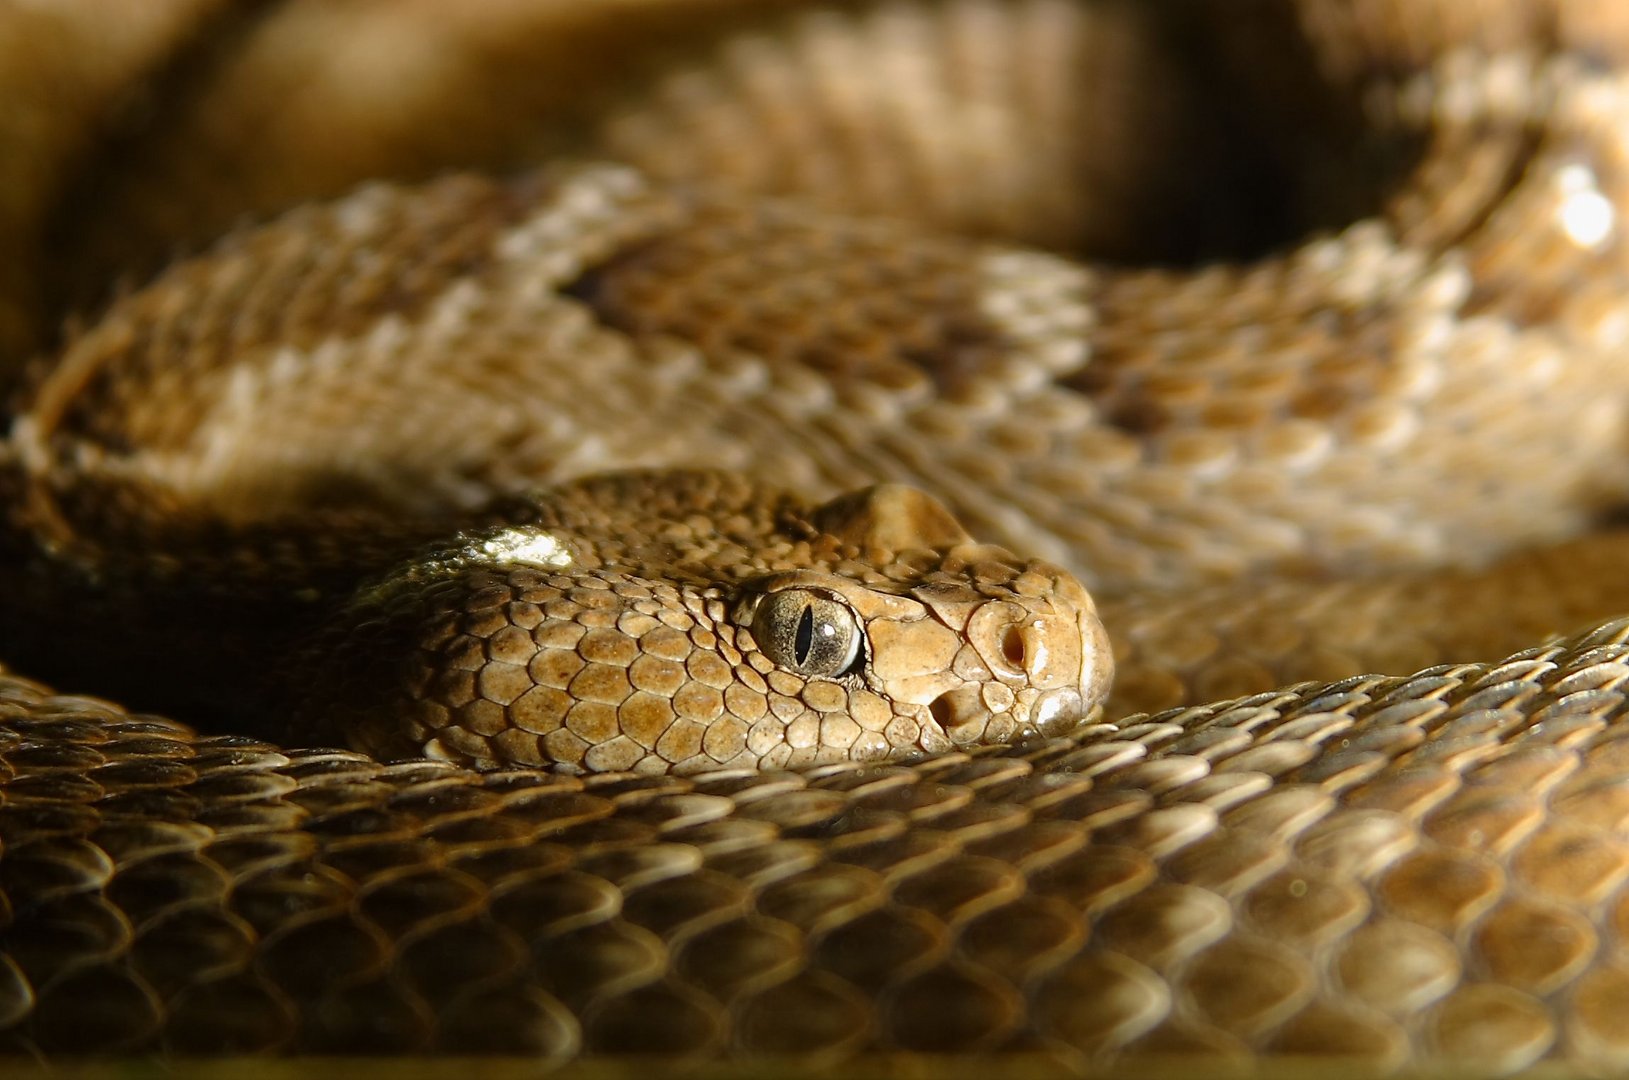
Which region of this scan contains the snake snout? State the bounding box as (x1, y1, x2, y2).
(1000, 601, 1114, 738)
(924, 563, 1114, 747)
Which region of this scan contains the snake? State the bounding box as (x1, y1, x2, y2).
(9, 0, 1629, 1073)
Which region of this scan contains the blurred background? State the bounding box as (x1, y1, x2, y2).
(3, 0, 1623, 380)
(0, 1, 1291, 374)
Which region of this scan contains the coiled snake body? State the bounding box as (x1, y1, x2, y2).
(8, 0, 1629, 1072)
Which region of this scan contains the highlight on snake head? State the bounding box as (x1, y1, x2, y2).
(307, 472, 1112, 774)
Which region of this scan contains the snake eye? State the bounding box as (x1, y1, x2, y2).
(751, 589, 863, 678)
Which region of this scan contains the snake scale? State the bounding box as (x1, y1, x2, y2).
(12, 0, 1629, 1073)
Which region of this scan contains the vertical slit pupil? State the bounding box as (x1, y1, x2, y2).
(795, 604, 815, 666)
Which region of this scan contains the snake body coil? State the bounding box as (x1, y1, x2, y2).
(7, 0, 1629, 1072)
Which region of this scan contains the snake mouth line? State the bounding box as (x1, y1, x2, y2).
(926, 683, 1091, 747)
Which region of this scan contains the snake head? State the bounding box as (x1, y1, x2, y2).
(320, 472, 1111, 774)
(728, 482, 1112, 760)
(732, 551, 1110, 760)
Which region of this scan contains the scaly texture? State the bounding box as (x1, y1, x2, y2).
(7, 627, 1629, 1070)
(7, 0, 1629, 1073)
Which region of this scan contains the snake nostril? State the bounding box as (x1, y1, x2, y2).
(929, 692, 957, 732)
(1002, 625, 1027, 671)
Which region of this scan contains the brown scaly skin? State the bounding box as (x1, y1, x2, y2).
(5, 626, 1629, 1067)
(10, 0, 1629, 1074)
(298, 472, 1109, 774)
(0, 461, 1109, 775)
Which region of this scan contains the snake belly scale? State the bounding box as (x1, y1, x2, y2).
(8, 0, 1629, 1073)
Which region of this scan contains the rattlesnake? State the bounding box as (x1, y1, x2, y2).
(6, 0, 1629, 1072)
